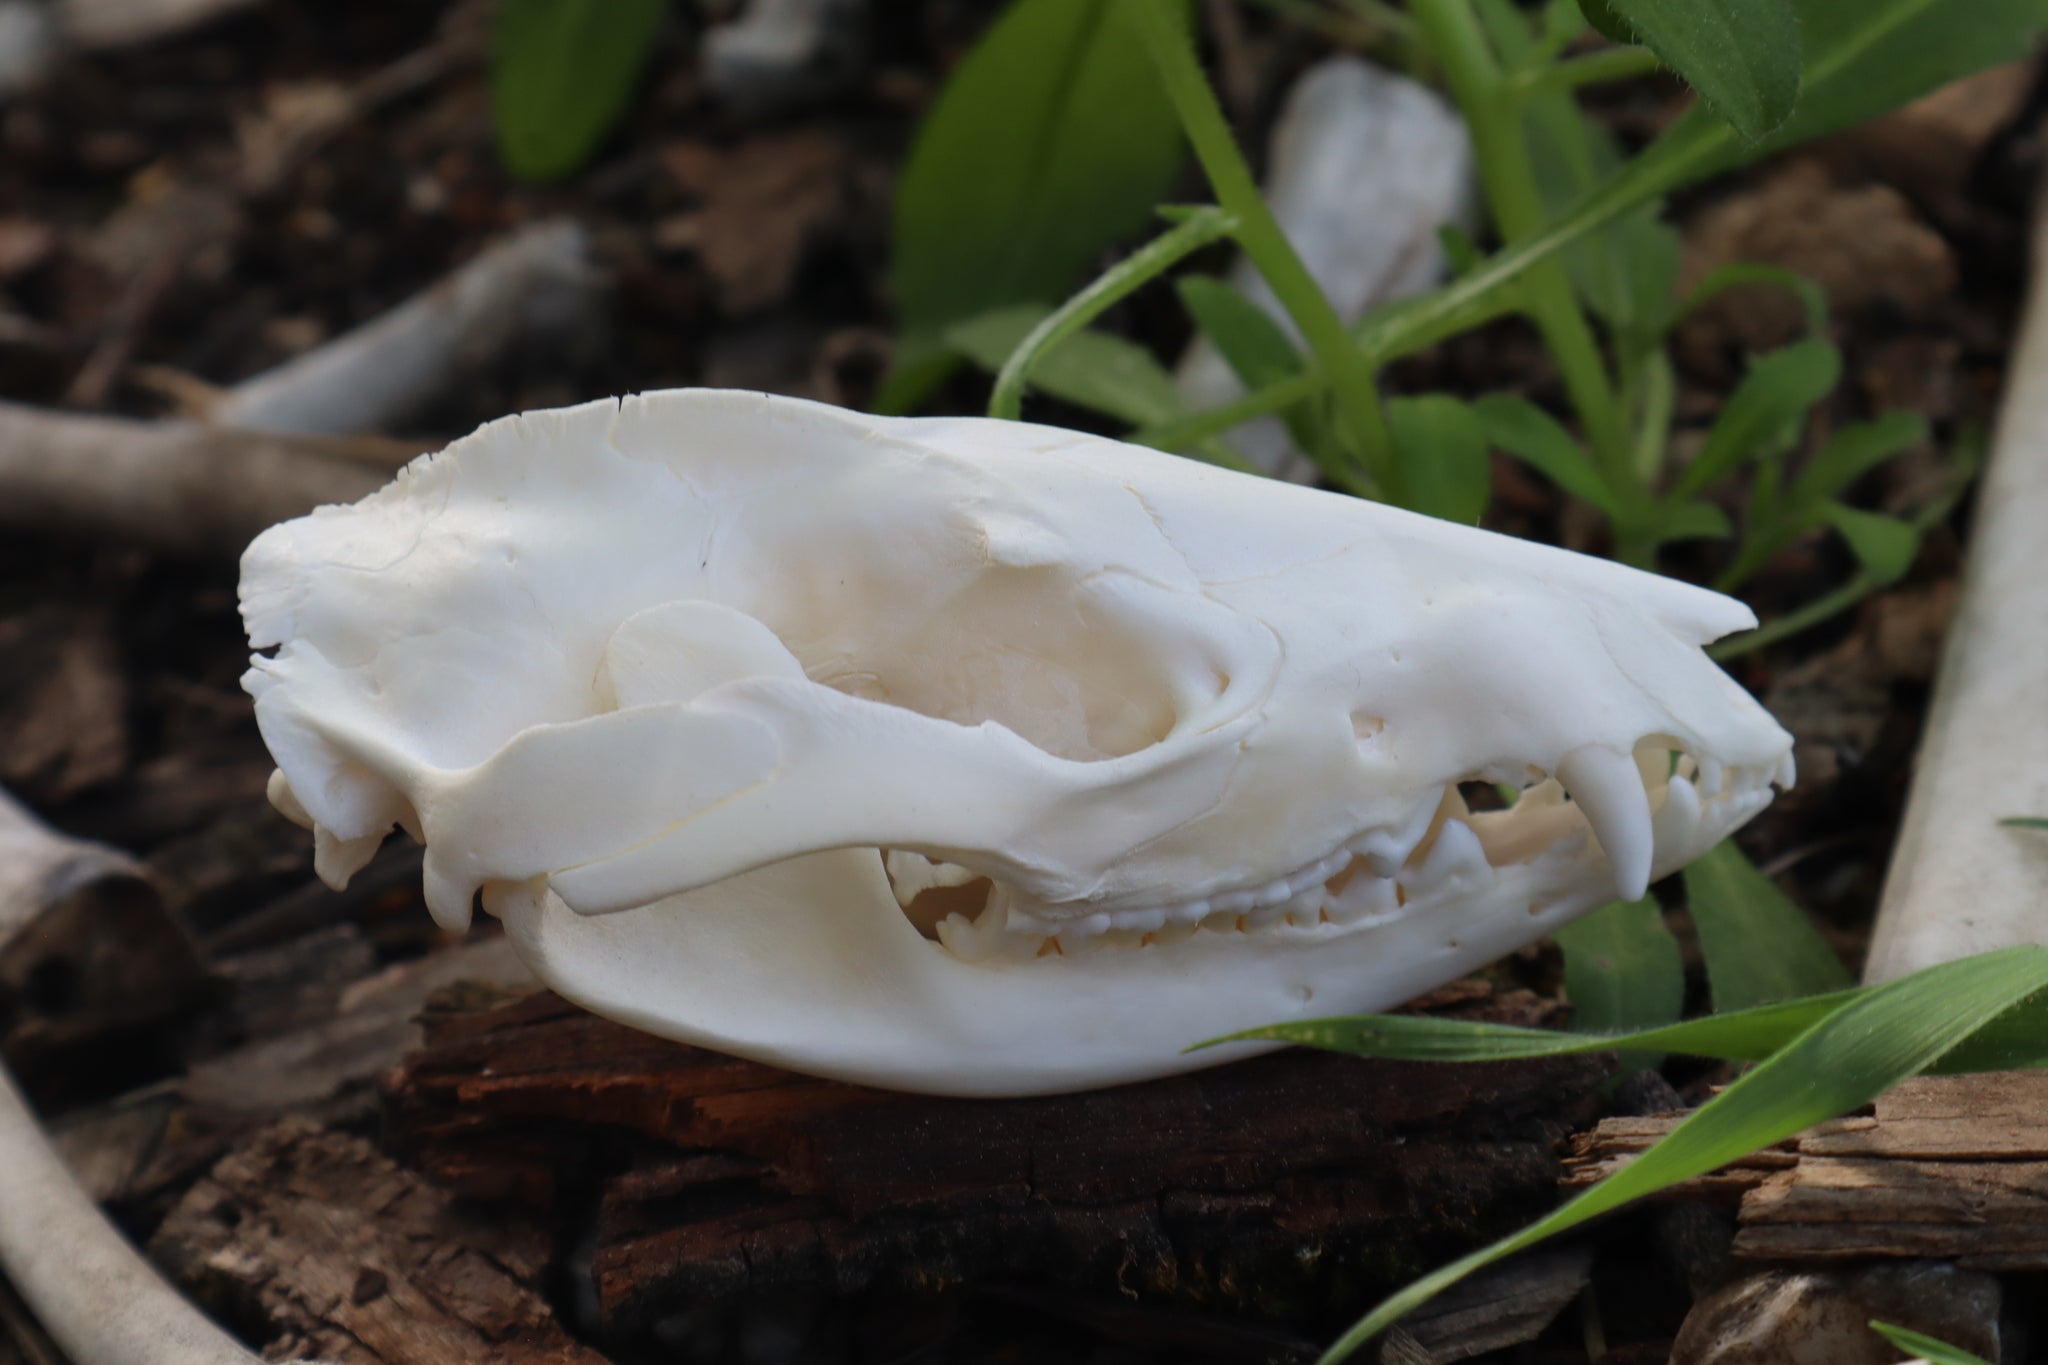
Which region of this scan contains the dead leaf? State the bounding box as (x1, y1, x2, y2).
(656, 131, 851, 314)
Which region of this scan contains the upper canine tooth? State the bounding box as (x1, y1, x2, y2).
(1557, 743, 1654, 901)
(1774, 750, 1798, 790)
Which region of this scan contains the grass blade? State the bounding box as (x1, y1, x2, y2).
(1313, 947, 2048, 1362)
(1869, 1321, 1994, 1365)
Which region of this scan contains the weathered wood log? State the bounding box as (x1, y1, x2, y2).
(384, 984, 1610, 1338)
(1562, 1071, 2048, 1270)
(150, 1118, 605, 1365)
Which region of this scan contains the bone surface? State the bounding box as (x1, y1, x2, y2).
(1864, 182, 2048, 981)
(241, 389, 1792, 1096)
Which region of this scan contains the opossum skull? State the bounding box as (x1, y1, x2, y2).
(241, 390, 1792, 1096)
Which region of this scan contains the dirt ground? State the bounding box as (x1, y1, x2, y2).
(1, 3, 2043, 1362)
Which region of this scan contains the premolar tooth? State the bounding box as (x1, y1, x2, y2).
(1651, 773, 1701, 855)
(1697, 757, 1725, 798)
(1557, 743, 1654, 901)
(1352, 797, 1442, 878)
(1404, 818, 1489, 895)
(1257, 877, 1293, 907)
(1323, 868, 1397, 923)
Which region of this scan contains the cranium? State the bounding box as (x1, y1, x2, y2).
(241, 389, 1792, 1096)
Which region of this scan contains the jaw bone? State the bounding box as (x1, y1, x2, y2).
(240, 388, 1794, 1097)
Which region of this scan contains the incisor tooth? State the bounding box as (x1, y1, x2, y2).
(1557, 743, 1654, 901)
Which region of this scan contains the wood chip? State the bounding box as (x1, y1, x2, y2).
(150, 1118, 606, 1365)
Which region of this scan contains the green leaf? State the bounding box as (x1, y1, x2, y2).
(491, 0, 666, 182)
(1659, 500, 1733, 542)
(2004, 817, 2048, 830)
(1554, 896, 1684, 1070)
(1824, 504, 1922, 584)
(986, 207, 1237, 421)
(948, 306, 1189, 430)
(1671, 262, 1830, 339)
(1869, 1322, 1995, 1365)
(1577, 0, 1640, 46)
(1672, 338, 1841, 502)
(1791, 412, 1928, 506)
(1364, 0, 2047, 387)
(1593, 0, 1802, 141)
(1473, 394, 1615, 512)
(889, 0, 1188, 373)
(1388, 395, 1492, 525)
(1176, 275, 1335, 461)
(1683, 841, 1852, 1013)
(1305, 947, 2048, 1362)
(1177, 276, 1303, 390)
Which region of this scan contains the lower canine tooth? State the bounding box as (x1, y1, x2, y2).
(1557, 743, 1655, 902)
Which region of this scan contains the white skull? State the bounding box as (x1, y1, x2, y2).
(241, 389, 1792, 1096)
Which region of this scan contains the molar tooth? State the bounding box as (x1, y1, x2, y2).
(1153, 919, 1198, 946)
(1201, 908, 1241, 935)
(1246, 898, 1292, 930)
(1212, 889, 1255, 915)
(1282, 886, 1322, 926)
(1122, 906, 1168, 934)
(1557, 743, 1654, 901)
(1167, 898, 1210, 924)
(1257, 877, 1293, 907)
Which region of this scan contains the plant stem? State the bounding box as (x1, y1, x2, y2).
(988, 207, 1238, 422)
(1506, 44, 1663, 102)
(1406, 0, 1644, 538)
(1126, 0, 1399, 496)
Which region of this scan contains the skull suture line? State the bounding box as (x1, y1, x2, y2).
(242, 389, 1793, 1096)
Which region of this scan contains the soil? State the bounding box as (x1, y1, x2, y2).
(0, 3, 2041, 1363)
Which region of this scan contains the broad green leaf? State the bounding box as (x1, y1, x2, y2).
(1824, 504, 1921, 584)
(1683, 841, 1852, 1013)
(1176, 275, 1335, 461)
(491, 0, 666, 182)
(888, 0, 1187, 394)
(1869, 1322, 1995, 1365)
(1473, 394, 1614, 512)
(1593, 0, 1802, 141)
(1672, 338, 1840, 502)
(1791, 413, 1928, 506)
(1310, 947, 2048, 1362)
(1554, 896, 1684, 1070)
(1388, 395, 1491, 525)
(948, 306, 1189, 430)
